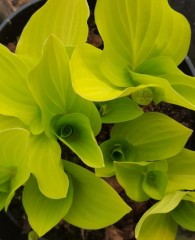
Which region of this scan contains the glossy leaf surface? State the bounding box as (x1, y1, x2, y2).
(0, 44, 40, 127)
(115, 160, 168, 201)
(135, 191, 187, 239)
(96, 138, 136, 177)
(71, 0, 195, 111)
(96, 97, 143, 123)
(134, 56, 195, 110)
(115, 162, 149, 201)
(166, 149, 195, 192)
(16, 0, 89, 58)
(171, 200, 195, 231)
(28, 35, 101, 137)
(0, 129, 30, 210)
(136, 214, 177, 240)
(142, 170, 168, 200)
(96, 0, 190, 76)
(0, 115, 26, 132)
(23, 176, 73, 236)
(28, 133, 69, 199)
(111, 112, 192, 161)
(63, 160, 131, 229)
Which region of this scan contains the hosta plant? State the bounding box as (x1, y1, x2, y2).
(135, 191, 195, 240)
(0, 0, 195, 239)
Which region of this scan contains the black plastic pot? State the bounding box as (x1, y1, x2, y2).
(0, 211, 21, 240)
(179, 56, 195, 77)
(0, 0, 47, 45)
(180, 57, 195, 151)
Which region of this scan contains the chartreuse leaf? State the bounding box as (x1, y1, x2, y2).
(171, 199, 195, 231)
(16, 0, 89, 58)
(111, 112, 192, 161)
(63, 160, 131, 229)
(115, 161, 168, 201)
(115, 162, 149, 202)
(166, 149, 195, 192)
(0, 196, 8, 212)
(71, 43, 152, 101)
(128, 69, 195, 110)
(23, 176, 73, 236)
(135, 191, 187, 240)
(28, 35, 71, 137)
(96, 112, 191, 177)
(51, 113, 104, 168)
(0, 115, 26, 132)
(28, 35, 101, 137)
(0, 129, 30, 210)
(136, 214, 177, 240)
(0, 44, 41, 129)
(95, 0, 190, 78)
(134, 56, 195, 110)
(28, 231, 39, 240)
(71, 1, 194, 110)
(142, 171, 168, 200)
(28, 133, 69, 199)
(96, 97, 143, 123)
(169, 75, 195, 109)
(143, 161, 168, 200)
(96, 138, 136, 177)
(71, 43, 126, 101)
(71, 42, 195, 108)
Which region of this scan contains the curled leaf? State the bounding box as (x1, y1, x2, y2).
(51, 113, 104, 168)
(142, 170, 168, 200)
(96, 138, 136, 177)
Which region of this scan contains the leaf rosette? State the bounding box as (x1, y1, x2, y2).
(0, 0, 132, 236)
(96, 112, 192, 177)
(71, 0, 195, 110)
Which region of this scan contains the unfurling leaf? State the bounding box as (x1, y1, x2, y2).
(96, 138, 136, 177)
(97, 112, 191, 177)
(115, 160, 168, 201)
(142, 170, 168, 200)
(51, 113, 104, 168)
(28, 35, 101, 138)
(131, 88, 153, 106)
(115, 162, 149, 202)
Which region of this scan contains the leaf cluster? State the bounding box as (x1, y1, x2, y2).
(0, 0, 195, 239)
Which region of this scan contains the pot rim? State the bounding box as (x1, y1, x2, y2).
(0, 0, 47, 44)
